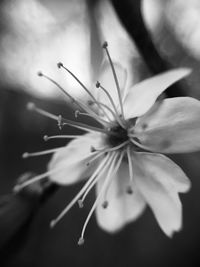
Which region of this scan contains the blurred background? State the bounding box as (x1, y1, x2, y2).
(1, 0, 200, 266)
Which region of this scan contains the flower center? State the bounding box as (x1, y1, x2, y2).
(107, 124, 129, 147)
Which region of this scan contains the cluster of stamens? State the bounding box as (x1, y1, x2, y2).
(15, 42, 149, 245)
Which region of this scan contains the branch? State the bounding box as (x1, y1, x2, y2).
(110, 0, 186, 97)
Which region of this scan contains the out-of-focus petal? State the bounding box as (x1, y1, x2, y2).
(135, 97, 200, 153)
(48, 133, 103, 185)
(123, 68, 191, 119)
(95, 161, 146, 232)
(132, 152, 190, 237)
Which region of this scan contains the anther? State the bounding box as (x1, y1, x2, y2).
(22, 152, 29, 159)
(102, 201, 109, 209)
(78, 200, 84, 209)
(126, 185, 133, 195)
(102, 41, 108, 49)
(88, 100, 93, 106)
(27, 102, 35, 111)
(57, 62, 63, 68)
(57, 115, 63, 130)
(50, 220, 56, 228)
(75, 110, 80, 118)
(13, 184, 21, 193)
(96, 81, 100, 88)
(37, 71, 43, 77)
(90, 146, 96, 152)
(43, 135, 49, 141)
(78, 237, 85, 246)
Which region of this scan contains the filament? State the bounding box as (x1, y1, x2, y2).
(126, 146, 135, 193)
(89, 100, 117, 122)
(37, 72, 82, 110)
(96, 82, 126, 128)
(27, 102, 117, 136)
(13, 167, 63, 192)
(80, 153, 115, 204)
(22, 147, 63, 158)
(78, 151, 120, 244)
(102, 150, 125, 204)
(57, 62, 108, 118)
(43, 135, 81, 141)
(50, 154, 110, 228)
(130, 138, 152, 152)
(75, 110, 110, 127)
(37, 71, 104, 122)
(102, 42, 125, 121)
(92, 140, 129, 154)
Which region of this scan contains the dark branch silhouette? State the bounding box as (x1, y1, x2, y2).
(110, 0, 186, 97)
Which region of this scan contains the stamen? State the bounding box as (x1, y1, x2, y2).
(130, 138, 152, 152)
(79, 153, 115, 205)
(75, 109, 110, 127)
(57, 115, 63, 130)
(102, 201, 109, 209)
(78, 151, 121, 243)
(90, 146, 97, 153)
(75, 110, 80, 118)
(78, 237, 85, 246)
(86, 151, 105, 166)
(13, 167, 62, 192)
(126, 186, 133, 195)
(57, 62, 94, 101)
(91, 140, 129, 154)
(102, 151, 125, 205)
(88, 100, 114, 122)
(96, 81, 125, 128)
(43, 135, 81, 141)
(50, 155, 110, 228)
(60, 116, 114, 135)
(37, 71, 82, 110)
(27, 102, 117, 136)
(27, 102, 58, 121)
(126, 146, 135, 194)
(57, 62, 108, 118)
(37, 71, 107, 123)
(78, 199, 84, 208)
(22, 147, 62, 158)
(102, 42, 125, 121)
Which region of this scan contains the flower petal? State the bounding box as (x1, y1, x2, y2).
(95, 161, 146, 233)
(96, 62, 127, 113)
(123, 68, 191, 119)
(48, 133, 103, 185)
(132, 152, 191, 237)
(135, 97, 200, 153)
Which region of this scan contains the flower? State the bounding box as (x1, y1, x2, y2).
(18, 43, 199, 245)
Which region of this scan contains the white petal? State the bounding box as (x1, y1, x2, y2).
(132, 152, 191, 237)
(135, 97, 200, 153)
(123, 68, 191, 119)
(95, 161, 146, 233)
(96, 62, 127, 113)
(48, 133, 103, 185)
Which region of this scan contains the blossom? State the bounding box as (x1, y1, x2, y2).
(17, 43, 200, 245)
